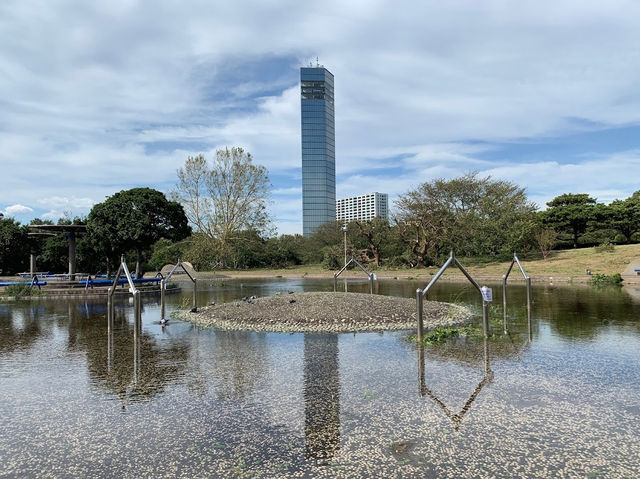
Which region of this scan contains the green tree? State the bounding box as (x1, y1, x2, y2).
(87, 188, 191, 277)
(353, 218, 391, 266)
(182, 233, 220, 271)
(148, 238, 189, 271)
(0, 218, 30, 275)
(541, 193, 597, 248)
(609, 191, 640, 243)
(263, 234, 304, 268)
(395, 173, 536, 264)
(172, 148, 271, 267)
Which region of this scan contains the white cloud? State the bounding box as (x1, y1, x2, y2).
(2, 1, 640, 232)
(2, 204, 34, 216)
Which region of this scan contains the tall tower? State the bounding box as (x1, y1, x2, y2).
(301, 65, 336, 237)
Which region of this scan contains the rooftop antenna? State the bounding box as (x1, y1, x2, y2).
(316, 56, 319, 67)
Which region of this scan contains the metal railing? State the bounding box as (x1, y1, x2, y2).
(502, 252, 532, 339)
(333, 257, 376, 294)
(160, 258, 197, 324)
(416, 251, 492, 341)
(107, 255, 141, 335)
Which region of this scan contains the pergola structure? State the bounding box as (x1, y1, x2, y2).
(27, 224, 87, 279)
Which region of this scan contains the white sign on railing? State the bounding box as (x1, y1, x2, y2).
(481, 286, 493, 302)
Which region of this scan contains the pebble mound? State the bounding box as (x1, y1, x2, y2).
(177, 291, 473, 333)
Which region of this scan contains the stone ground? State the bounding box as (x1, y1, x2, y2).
(175, 291, 473, 333)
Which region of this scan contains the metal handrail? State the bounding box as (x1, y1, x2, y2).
(502, 252, 532, 338)
(107, 255, 141, 334)
(160, 258, 198, 323)
(416, 251, 491, 341)
(333, 256, 376, 294)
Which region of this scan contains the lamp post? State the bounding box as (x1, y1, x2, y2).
(342, 224, 347, 267)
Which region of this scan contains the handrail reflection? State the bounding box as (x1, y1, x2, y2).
(417, 338, 493, 431)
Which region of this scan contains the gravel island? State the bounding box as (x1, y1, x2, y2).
(176, 292, 473, 333)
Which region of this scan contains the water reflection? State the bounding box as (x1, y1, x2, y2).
(303, 334, 340, 464)
(210, 331, 269, 401)
(417, 338, 493, 431)
(0, 305, 49, 355)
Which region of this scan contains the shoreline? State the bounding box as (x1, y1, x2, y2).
(195, 270, 639, 285)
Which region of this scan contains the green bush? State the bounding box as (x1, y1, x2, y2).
(590, 273, 623, 287)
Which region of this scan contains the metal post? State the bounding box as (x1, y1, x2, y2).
(30, 254, 36, 277)
(526, 276, 532, 341)
(107, 290, 114, 324)
(192, 278, 198, 311)
(483, 337, 492, 379)
(417, 345, 425, 396)
(160, 278, 166, 321)
(502, 275, 508, 334)
(107, 319, 114, 374)
(369, 274, 374, 295)
(134, 290, 142, 330)
(133, 324, 141, 386)
(343, 225, 347, 267)
(333, 274, 337, 292)
(526, 276, 532, 320)
(416, 289, 424, 342)
(68, 232, 76, 281)
(482, 300, 490, 338)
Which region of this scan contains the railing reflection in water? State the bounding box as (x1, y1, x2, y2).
(417, 338, 493, 431)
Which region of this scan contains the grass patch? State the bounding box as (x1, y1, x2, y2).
(2, 284, 44, 298)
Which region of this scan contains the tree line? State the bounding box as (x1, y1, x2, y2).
(2, 147, 639, 275)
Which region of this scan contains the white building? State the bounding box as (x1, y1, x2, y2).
(336, 192, 389, 222)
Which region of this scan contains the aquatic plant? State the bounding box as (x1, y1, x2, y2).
(408, 326, 474, 345)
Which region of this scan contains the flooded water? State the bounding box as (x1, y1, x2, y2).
(1, 279, 639, 478)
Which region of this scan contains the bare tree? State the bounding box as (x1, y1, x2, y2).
(174, 154, 211, 233)
(173, 147, 271, 267)
(534, 227, 556, 260)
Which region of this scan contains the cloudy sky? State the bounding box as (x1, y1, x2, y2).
(2, 0, 640, 234)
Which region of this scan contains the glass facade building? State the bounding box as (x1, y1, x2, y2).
(301, 66, 336, 237)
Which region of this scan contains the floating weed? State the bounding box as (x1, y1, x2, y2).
(588, 471, 604, 478)
(363, 391, 375, 400)
(408, 326, 475, 345)
(396, 458, 411, 466)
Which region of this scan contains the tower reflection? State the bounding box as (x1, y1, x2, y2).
(303, 334, 340, 464)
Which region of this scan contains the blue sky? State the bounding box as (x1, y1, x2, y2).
(1, 1, 640, 235)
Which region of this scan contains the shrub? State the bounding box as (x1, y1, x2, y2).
(594, 241, 615, 253)
(590, 273, 622, 287)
